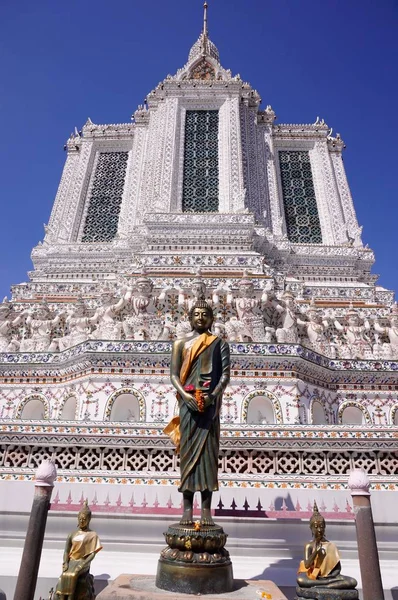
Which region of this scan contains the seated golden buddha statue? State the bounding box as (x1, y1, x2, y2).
(297, 502, 357, 597)
(55, 500, 102, 600)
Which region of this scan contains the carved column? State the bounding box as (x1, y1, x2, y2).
(264, 125, 283, 235)
(44, 139, 82, 244)
(118, 111, 148, 233)
(159, 97, 179, 212)
(58, 139, 93, 242)
(140, 98, 179, 218)
(312, 140, 348, 244)
(255, 124, 272, 228)
(240, 104, 269, 224)
(329, 137, 363, 246)
(219, 97, 245, 213)
(310, 141, 337, 245)
(141, 102, 163, 218)
(218, 98, 232, 212)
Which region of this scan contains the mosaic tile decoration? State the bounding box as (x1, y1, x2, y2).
(1, 471, 396, 492)
(1, 422, 397, 491)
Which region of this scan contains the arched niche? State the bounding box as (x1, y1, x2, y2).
(19, 397, 47, 420)
(105, 388, 146, 422)
(338, 401, 371, 425)
(244, 393, 279, 425)
(312, 400, 327, 425)
(341, 406, 365, 425)
(60, 396, 77, 420)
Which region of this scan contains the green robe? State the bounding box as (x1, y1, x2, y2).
(178, 336, 230, 493)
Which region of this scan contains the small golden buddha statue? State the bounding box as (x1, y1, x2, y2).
(297, 502, 357, 593)
(55, 500, 102, 600)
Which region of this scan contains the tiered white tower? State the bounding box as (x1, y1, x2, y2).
(28, 9, 379, 294)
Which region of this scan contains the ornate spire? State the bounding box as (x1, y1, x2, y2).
(188, 1, 220, 64)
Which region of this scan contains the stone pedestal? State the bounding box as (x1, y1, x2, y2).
(97, 575, 287, 600)
(296, 586, 359, 600)
(156, 523, 233, 595)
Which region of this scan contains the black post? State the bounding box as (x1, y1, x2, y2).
(348, 468, 384, 600)
(14, 459, 57, 600)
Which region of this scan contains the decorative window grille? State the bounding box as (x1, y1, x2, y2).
(279, 151, 322, 244)
(81, 152, 128, 242)
(182, 110, 219, 212)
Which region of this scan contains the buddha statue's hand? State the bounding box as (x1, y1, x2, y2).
(182, 392, 199, 412)
(203, 393, 214, 409)
(62, 562, 69, 572)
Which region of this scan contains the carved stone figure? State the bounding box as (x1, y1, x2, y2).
(58, 298, 93, 351)
(225, 274, 267, 342)
(334, 305, 372, 359)
(224, 316, 247, 342)
(55, 500, 102, 600)
(122, 275, 165, 340)
(374, 303, 398, 359)
(167, 299, 230, 525)
(157, 285, 181, 341)
(274, 291, 299, 343)
(296, 502, 358, 599)
(176, 272, 211, 339)
(298, 301, 330, 355)
(0, 299, 26, 352)
(178, 272, 208, 312)
(20, 300, 63, 352)
(90, 289, 125, 340)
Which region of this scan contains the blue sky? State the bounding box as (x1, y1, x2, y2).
(0, 0, 397, 300)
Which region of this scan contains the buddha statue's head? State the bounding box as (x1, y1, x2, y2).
(309, 501, 326, 542)
(189, 299, 214, 333)
(77, 500, 92, 530)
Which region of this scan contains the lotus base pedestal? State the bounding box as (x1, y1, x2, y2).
(155, 523, 233, 595)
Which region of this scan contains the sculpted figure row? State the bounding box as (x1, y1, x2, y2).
(0, 274, 397, 360)
(224, 277, 398, 360)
